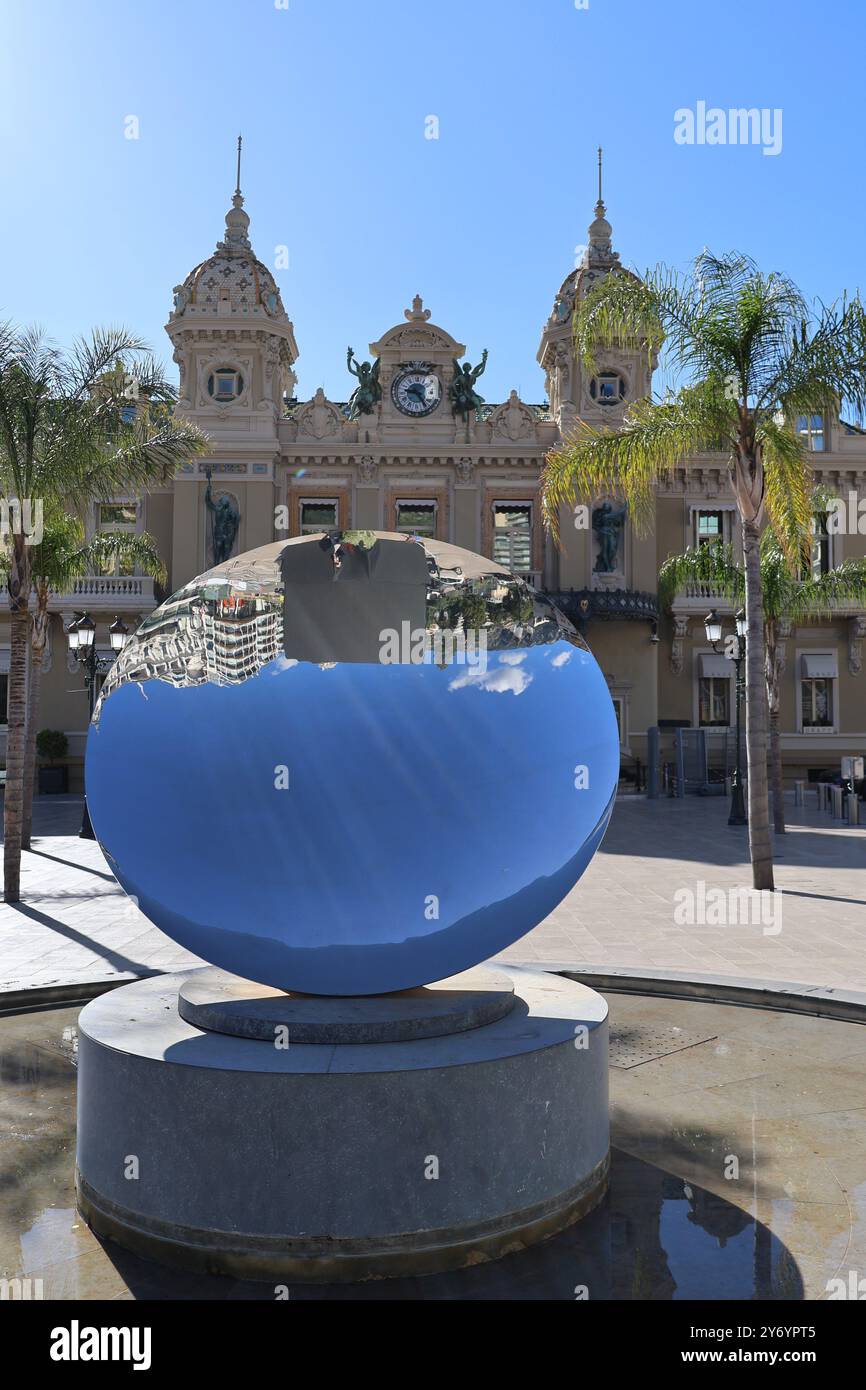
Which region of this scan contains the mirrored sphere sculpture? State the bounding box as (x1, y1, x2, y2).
(86, 532, 620, 995)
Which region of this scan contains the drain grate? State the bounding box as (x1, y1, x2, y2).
(609, 1026, 717, 1069)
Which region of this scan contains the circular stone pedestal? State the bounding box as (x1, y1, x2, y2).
(76, 965, 609, 1282)
(177, 964, 517, 1043)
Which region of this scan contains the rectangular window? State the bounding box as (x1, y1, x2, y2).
(99, 504, 137, 528)
(395, 501, 437, 538)
(695, 510, 726, 548)
(796, 414, 825, 452)
(98, 500, 138, 576)
(810, 513, 831, 578)
(493, 503, 533, 572)
(698, 676, 730, 727)
(801, 678, 833, 728)
(299, 500, 338, 535)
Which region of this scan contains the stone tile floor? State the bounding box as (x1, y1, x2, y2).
(1, 992, 863, 1299)
(1, 791, 864, 997)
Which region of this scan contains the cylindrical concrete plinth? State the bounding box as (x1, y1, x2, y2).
(76, 965, 609, 1282)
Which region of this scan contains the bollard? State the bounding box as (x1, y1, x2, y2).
(848, 794, 860, 827)
(832, 785, 845, 820)
(794, 780, 805, 807)
(647, 728, 659, 800)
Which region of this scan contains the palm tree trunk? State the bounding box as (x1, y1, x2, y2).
(768, 706, 785, 835)
(765, 626, 786, 835)
(22, 605, 48, 850)
(4, 540, 31, 901)
(742, 520, 775, 890)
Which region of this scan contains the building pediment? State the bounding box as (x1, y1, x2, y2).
(370, 297, 465, 361)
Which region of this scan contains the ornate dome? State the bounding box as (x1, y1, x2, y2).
(170, 190, 287, 323)
(548, 195, 637, 328)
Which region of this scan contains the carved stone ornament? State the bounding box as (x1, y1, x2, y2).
(489, 390, 535, 443)
(404, 295, 432, 323)
(358, 455, 379, 483)
(848, 616, 866, 675)
(775, 618, 793, 677)
(294, 388, 345, 440)
(393, 327, 452, 351)
(454, 456, 475, 483)
(670, 616, 690, 676)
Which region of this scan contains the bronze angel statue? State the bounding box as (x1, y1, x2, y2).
(449, 349, 488, 418)
(346, 348, 382, 419)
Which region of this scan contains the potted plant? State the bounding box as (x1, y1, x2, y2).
(36, 729, 69, 794)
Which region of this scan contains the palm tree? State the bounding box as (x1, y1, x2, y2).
(14, 515, 167, 849)
(0, 325, 207, 901)
(658, 534, 866, 834)
(542, 252, 866, 889)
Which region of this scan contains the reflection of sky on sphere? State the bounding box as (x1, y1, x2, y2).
(88, 640, 618, 995)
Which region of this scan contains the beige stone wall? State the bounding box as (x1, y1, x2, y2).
(142, 491, 173, 592)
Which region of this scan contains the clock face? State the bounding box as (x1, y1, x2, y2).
(391, 366, 442, 417)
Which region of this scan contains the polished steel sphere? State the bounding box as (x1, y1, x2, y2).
(86, 532, 619, 995)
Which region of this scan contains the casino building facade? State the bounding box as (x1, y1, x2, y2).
(6, 174, 866, 789)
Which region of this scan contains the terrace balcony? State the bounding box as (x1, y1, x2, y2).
(42, 574, 157, 616)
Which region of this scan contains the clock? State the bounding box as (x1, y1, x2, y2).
(391, 364, 442, 417)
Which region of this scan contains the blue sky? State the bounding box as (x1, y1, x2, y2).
(2, 0, 862, 405)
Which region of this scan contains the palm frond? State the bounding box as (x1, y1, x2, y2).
(542, 380, 730, 541)
(759, 418, 814, 569)
(65, 328, 149, 401)
(76, 531, 167, 586)
(787, 556, 866, 619)
(658, 543, 743, 611)
(761, 294, 866, 422)
(70, 418, 209, 499)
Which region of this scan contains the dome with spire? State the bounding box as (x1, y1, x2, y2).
(546, 150, 637, 329)
(170, 182, 287, 324)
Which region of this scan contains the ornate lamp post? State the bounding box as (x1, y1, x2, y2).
(66, 612, 129, 839)
(705, 607, 748, 826)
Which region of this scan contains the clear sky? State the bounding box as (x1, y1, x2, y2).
(2, 0, 862, 405)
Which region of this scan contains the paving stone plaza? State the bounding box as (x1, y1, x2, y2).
(3, 792, 863, 1002)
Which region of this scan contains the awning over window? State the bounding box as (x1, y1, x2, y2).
(801, 652, 838, 679)
(699, 653, 732, 678)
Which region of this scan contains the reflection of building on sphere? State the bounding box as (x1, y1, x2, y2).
(87, 533, 620, 997)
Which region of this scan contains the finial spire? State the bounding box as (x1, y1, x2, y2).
(222, 136, 251, 250)
(585, 148, 616, 266)
(595, 145, 607, 218)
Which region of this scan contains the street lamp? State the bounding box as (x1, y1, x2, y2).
(705, 607, 748, 827)
(109, 615, 130, 652)
(66, 612, 129, 839)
